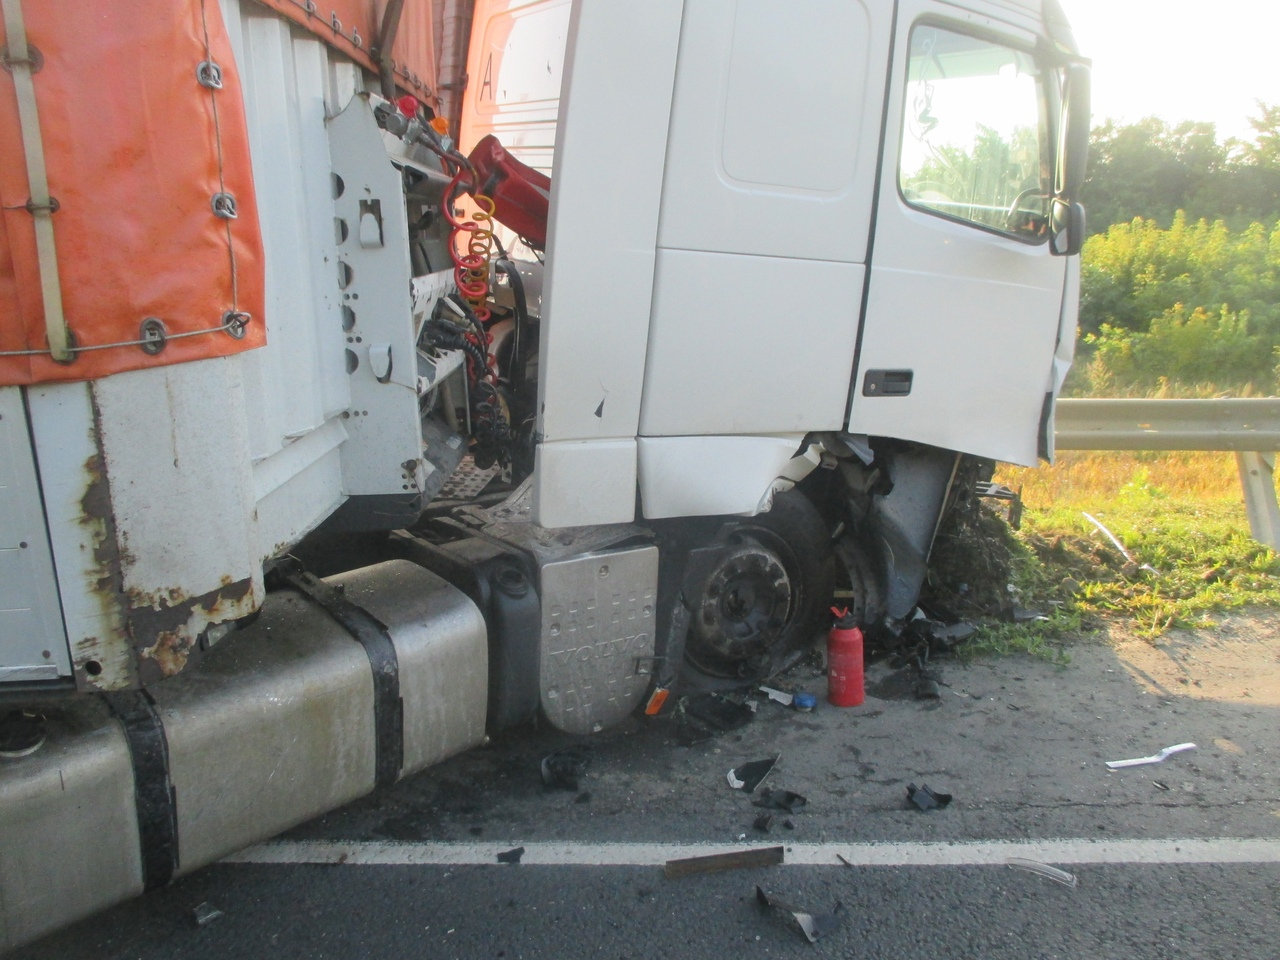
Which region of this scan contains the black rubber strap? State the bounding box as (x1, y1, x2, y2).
(107, 691, 178, 890)
(285, 569, 404, 787)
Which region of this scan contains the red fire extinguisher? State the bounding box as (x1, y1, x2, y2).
(827, 607, 864, 707)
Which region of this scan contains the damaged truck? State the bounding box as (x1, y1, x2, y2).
(0, 0, 1088, 947)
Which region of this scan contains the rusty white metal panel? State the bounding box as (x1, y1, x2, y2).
(0, 387, 70, 683)
(24, 382, 133, 691)
(91, 361, 264, 683)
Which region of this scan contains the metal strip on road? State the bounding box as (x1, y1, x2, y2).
(225, 838, 1280, 868)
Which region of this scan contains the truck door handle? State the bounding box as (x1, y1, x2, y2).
(862, 369, 913, 397)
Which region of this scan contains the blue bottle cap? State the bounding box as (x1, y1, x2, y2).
(793, 692, 817, 711)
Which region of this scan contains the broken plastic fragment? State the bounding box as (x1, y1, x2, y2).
(683, 693, 755, 732)
(905, 783, 952, 811)
(913, 676, 942, 700)
(541, 749, 589, 790)
(755, 886, 844, 943)
(1105, 742, 1196, 770)
(1006, 857, 1078, 887)
(192, 902, 224, 928)
(792, 692, 817, 712)
(752, 789, 807, 814)
(759, 686, 794, 706)
(753, 813, 774, 833)
(497, 846, 525, 864)
(728, 756, 779, 793)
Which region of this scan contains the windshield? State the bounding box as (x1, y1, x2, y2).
(898, 25, 1051, 242)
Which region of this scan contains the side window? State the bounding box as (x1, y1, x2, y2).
(898, 25, 1050, 242)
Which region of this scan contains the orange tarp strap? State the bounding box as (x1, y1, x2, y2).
(0, 0, 266, 385)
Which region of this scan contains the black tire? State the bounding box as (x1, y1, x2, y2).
(684, 490, 835, 678)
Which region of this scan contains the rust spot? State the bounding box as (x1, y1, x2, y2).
(128, 576, 257, 683)
(138, 629, 195, 679)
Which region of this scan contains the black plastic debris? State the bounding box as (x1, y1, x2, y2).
(905, 783, 952, 811)
(683, 693, 755, 733)
(497, 846, 525, 864)
(192, 902, 224, 928)
(753, 813, 774, 833)
(783, 819, 795, 830)
(755, 886, 844, 943)
(728, 756, 779, 793)
(913, 676, 942, 700)
(541, 749, 589, 790)
(753, 789, 807, 814)
(575, 790, 592, 804)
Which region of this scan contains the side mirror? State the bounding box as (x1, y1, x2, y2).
(1051, 61, 1090, 256)
(1050, 199, 1085, 256)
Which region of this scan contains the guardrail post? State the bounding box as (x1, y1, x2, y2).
(1235, 452, 1280, 551)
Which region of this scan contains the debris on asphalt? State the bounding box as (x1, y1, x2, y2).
(759, 686, 794, 706)
(782, 819, 795, 830)
(575, 790, 592, 804)
(663, 845, 785, 879)
(192, 902, 224, 928)
(1152, 780, 1170, 791)
(752, 789, 807, 814)
(497, 846, 525, 864)
(753, 813, 774, 833)
(836, 853, 853, 868)
(754, 886, 844, 943)
(681, 692, 755, 736)
(1105, 742, 1196, 770)
(1005, 857, 1078, 888)
(727, 756, 779, 793)
(913, 675, 942, 700)
(792, 692, 817, 712)
(541, 749, 589, 790)
(905, 783, 952, 811)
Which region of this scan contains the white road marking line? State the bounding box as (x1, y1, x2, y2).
(223, 838, 1280, 868)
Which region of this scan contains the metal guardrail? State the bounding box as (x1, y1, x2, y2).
(1054, 398, 1280, 549)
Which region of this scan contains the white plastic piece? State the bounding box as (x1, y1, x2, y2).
(1105, 743, 1197, 770)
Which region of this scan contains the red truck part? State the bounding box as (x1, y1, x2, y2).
(467, 134, 551, 249)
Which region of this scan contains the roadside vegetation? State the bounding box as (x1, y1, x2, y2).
(956, 105, 1280, 659)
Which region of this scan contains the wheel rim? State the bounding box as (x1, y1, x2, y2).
(690, 533, 796, 668)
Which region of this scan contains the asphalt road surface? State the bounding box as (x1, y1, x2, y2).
(14, 625, 1280, 959)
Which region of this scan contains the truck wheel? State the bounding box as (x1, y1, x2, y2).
(685, 491, 835, 678)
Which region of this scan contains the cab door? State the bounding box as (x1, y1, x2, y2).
(848, 5, 1065, 466)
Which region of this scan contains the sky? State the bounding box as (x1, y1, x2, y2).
(1059, 0, 1280, 142)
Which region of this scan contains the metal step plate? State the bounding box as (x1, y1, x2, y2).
(539, 545, 658, 734)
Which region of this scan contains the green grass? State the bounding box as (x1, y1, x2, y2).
(970, 456, 1280, 657)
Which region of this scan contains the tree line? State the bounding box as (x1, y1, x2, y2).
(1073, 104, 1280, 396)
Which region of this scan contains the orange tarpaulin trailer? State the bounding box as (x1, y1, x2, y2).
(0, 0, 440, 386)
